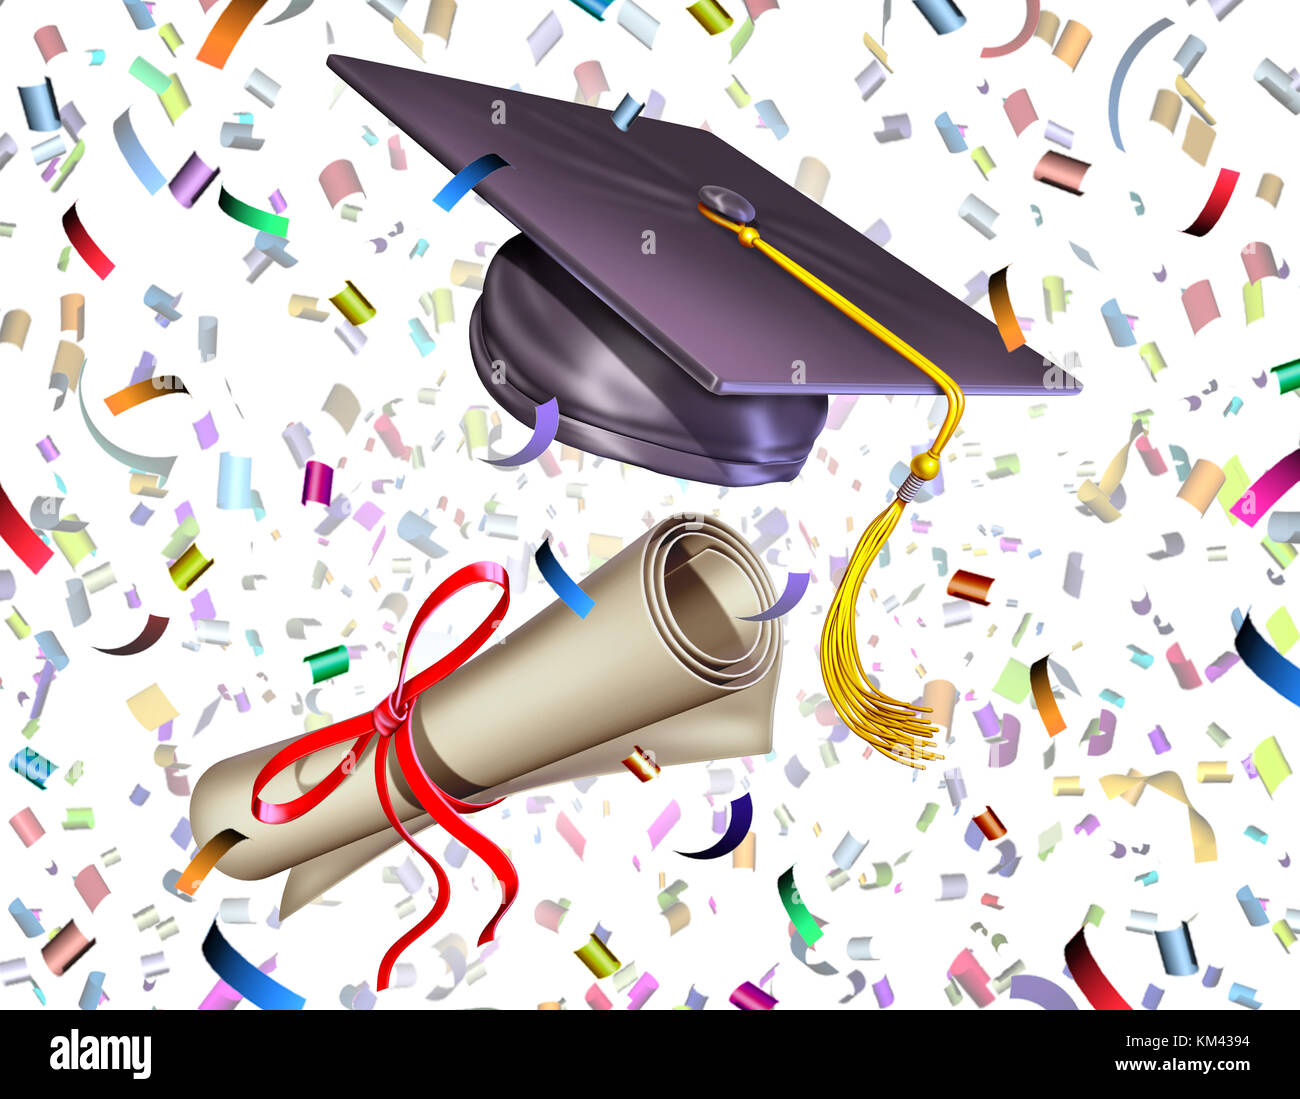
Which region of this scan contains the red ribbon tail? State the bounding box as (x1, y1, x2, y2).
(395, 727, 518, 947)
(372, 736, 453, 991)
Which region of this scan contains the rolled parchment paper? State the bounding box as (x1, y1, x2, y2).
(191, 514, 781, 915)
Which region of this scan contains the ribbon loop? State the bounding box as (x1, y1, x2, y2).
(247, 561, 516, 990)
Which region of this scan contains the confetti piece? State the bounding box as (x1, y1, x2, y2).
(611, 94, 643, 132)
(778, 866, 822, 947)
(678, 794, 752, 859)
(687, 0, 733, 35)
(987, 267, 1025, 350)
(1034, 152, 1089, 194)
(61, 204, 113, 279)
(217, 186, 289, 236)
(980, 0, 1039, 58)
(329, 280, 376, 325)
(1252, 736, 1292, 797)
(1101, 770, 1216, 863)
(104, 377, 189, 416)
(169, 544, 215, 591)
(112, 109, 167, 195)
(196, 0, 267, 69)
(176, 829, 246, 896)
(535, 540, 594, 618)
(304, 644, 349, 683)
(527, 11, 564, 63)
(973, 806, 1006, 840)
(1009, 973, 1077, 1009)
(621, 745, 660, 781)
(1183, 168, 1240, 236)
(18, 78, 60, 131)
(302, 460, 333, 505)
(1108, 19, 1173, 151)
(201, 921, 303, 1009)
(913, 0, 966, 36)
(739, 571, 809, 621)
(1064, 926, 1129, 1009)
(556, 812, 586, 859)
(730, 980, 778, 1009)
(947, 569, 994, 604)
(1229, 449, 1300, 526)
(95, 614, 169, 656)
(485, 398, 559, 467)
(434, 153, 511, 212)
(318, 159, 364, 208)
(574, 933, 620, 977)
(10, 748, 56, 789)
(0, 482, 54, 574)
(42, 920, 94, 976)
(1029, 656, 1066, 735)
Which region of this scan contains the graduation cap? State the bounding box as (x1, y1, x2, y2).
(327, 56, 1076, 768)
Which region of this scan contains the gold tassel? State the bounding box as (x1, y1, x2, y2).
(698, 199, 965, 770)
(821, 495, 942, 769)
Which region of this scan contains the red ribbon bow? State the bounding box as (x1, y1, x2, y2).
(250, 562, 517, 990)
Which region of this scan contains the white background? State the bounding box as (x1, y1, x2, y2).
(1, 0, 1298, 1010)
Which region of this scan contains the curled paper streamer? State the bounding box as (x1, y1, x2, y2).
(113, 109, 166, 193)
(1009, 973, 1077, 1010)
(176, 829, 246, 896)
(1064, 926, 1130, 1010)
(1078, 422, 1144, 522)
(980, 0, 1039, 58)
(987, 267, 1025, 350)
(0, 483, 54, 574)
(201, 922, 304, 1009)
(1229, 449, 1300, 526)
(1101, 770, 1216, 863)
(196, 0, 266, 69)
(95, 614, 169, 655)
(778, 866, 822, 947)
(535, 541, 594, 618)
(62, 204, 114, 279)
(104, 377, 188, 416)
(485, 398, 559, 467)
(1183, 168, 1240, 236)
(1234, 612, 1300, 708)
(217, 186, 288, 236)
(1108, 19, 1172, 151)
(434, 153, 510, 212)
(677, 793, 752, 859)
(739, 571, 808, 621)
